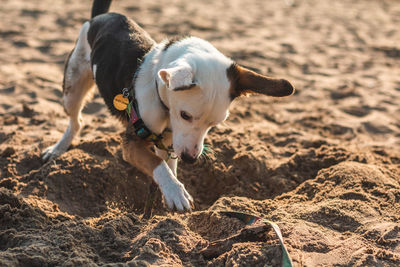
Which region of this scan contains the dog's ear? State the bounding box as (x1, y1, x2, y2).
(227, 63, 295, 98)
(158, 64, 196, 91)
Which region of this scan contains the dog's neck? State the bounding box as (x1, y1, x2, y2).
(134, 43, 170, 135)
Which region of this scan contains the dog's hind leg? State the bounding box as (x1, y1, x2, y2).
(42, 22, 94, 162)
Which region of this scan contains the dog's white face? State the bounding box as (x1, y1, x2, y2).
(158, 45, 232, 162)
(164, 84, 231, 163)
(157, 37, 295, 163)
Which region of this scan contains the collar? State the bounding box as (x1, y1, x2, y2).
(125, 84, 158, 140)
(114, 81, 174, 157)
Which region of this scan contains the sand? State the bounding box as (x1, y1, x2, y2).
(1, 0, 400, 266)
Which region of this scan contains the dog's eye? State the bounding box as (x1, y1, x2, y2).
(180, 111, 192, 122)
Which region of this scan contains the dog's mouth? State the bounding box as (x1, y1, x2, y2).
(180, 152, 197, 164)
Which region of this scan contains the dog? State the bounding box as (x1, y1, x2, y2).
(42, 0, 295, 212)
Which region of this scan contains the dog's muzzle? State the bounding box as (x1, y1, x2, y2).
(181, 152, 197, 164)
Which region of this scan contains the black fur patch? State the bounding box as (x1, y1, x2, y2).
(163, 36, 189, 51)
(91, 0, 112, 18)
(87, 13, 155, 122)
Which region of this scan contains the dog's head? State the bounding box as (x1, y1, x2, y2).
(158, 38, 294, 163)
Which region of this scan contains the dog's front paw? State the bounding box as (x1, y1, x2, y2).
(153, 161, 193, 211)
(41, 145, 64, 162)
(161, 178, 193, 211)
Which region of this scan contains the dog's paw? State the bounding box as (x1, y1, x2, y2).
(41, 145, 64, 162)
(161, 179, 193, 211)
(153, 161, 193, 211)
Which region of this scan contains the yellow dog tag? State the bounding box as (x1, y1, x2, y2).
(113, 94, 129, 110)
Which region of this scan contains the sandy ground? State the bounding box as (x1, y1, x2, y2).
(1, 0, 400, 266)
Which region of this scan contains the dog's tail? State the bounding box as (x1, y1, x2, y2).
(91, 0, 112, 18)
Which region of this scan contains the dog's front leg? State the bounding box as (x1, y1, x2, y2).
(122, 134, 192, 211)
(153, 160, 192, 211)
(154, 131, 177, 176)
(155, 147, 178, 176)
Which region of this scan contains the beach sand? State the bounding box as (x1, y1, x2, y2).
(1, 0, 399, 266)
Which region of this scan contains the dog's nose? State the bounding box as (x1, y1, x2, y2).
(181, 152, 197, 164)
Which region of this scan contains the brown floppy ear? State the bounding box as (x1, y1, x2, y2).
(227, 63, 295, 99)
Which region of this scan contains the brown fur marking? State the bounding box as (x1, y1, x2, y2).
(62, 48, 75, 95)
(227, 63, 295, 99)
(122, 125, 163, 177)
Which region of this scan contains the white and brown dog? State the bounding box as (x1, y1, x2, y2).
(42, 0, 294, 211)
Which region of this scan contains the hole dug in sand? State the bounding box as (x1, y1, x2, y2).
(179, 142, 354, 210)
